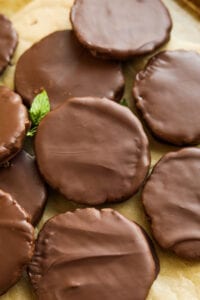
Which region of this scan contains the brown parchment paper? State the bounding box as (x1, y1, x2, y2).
(181, 0, 200, 15)
(0, 0, 200, 299)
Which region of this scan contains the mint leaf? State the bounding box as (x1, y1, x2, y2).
(26, 126, 37, 137)
(120, 98, 128, 107)
(27, 90, 50, 137)
(29, 90, 50, 125)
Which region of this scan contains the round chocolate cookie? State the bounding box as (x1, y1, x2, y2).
(35, 97, 150, 205)
(29, 208, 159, 300)
(142, 147, 200, 260)
(0, 151, 47, 225)
(15, 30, 124, 110)
(0, 86, 29, 164)
(70, 0, 172, 60)
(0, 14, 18, 74)
(0, 189, 34, 295)
(133, 50, 200, 146)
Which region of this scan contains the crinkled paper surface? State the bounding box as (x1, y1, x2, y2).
(0, 0, 200, 299)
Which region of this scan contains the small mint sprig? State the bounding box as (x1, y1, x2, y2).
(27, 90, 50, 137)
(120, 98, 128, 107)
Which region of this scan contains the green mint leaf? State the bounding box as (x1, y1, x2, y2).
(120, 98, 128, 107)
(27, 90, 50, 137)
(26, 126, 37, 137)
(29, 90, 50, 125)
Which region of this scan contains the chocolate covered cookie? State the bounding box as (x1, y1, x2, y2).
(0, 151, 47, 225)
(29, 208, 159, 300)
(0, 86, 29, 164)
(133, 50, 200, 146)
(15, 30, 124, 110)
(0, 189, 34, 295)
(35, 97, 150, 205)
(70, 0, 172, 60)
(0, 14, 18, 74)
(142, 148, 200, 259)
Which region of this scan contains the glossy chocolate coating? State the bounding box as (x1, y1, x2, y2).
(0, 14, 18, 74)
(142, 148, 200, 259)
(70, 0, 172, 60)
(0, 86, 29, 164)
(133, 50, 200, 146)
(0, 151, 47, 225)
(15, 30, 124, 110)
(35, 97, 150, 205)
(0, 189, 34, 295)
(29, 208, 159, 300)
